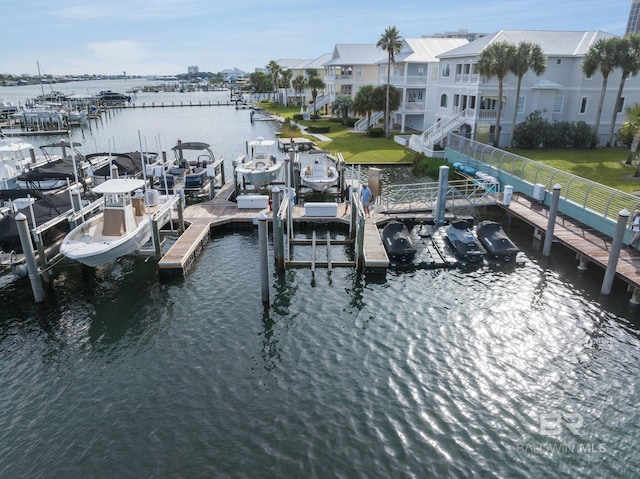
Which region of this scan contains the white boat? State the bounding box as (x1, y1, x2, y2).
(0, 139, 41, 190)
(60, 179, 157, 267)
(158, 140, 216, 199)
(300, 158, 339, 193)
(234, 137, 284, 188)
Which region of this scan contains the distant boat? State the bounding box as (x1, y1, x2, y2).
(381, 220, 417, 263)
(299, 157, 339, 193)
(234, 137, 283, 188)
(60, 179, 159, 267)
(476, 220, 520, 262)
(94, 90, 131, 106)
(445, 217, 486, 263)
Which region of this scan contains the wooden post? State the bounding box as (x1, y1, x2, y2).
(151, 219, 162, 259)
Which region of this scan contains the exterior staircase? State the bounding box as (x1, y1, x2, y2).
(409, 108, 467, 154)
(302, 93, 334, 120)
(354, 111, 384, 132)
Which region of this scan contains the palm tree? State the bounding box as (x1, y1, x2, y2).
(353, 85, 377, 133)
(508, 41, 546, 148)
(280, 69, 293, 106)
(477, 41, 516, 148)
(332, 94, 353, 125)
(266, 60, 281, 103)
(607, 35, 640, 146)
(581, 37, 618, 145)
(292, 75, 307, 107)
(306, 71, 324, 120)
(377, 26, 404, 139)
(620, 103, 640, 165)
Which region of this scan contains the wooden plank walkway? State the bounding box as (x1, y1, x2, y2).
(157, 190, 393, 275)
(501, 193, 640, 289)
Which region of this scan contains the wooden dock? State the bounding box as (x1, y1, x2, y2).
(501, 193, 640, 289)
(157, 183, 392, 276)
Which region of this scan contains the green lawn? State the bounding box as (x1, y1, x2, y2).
(261, 102, 415, 164)
(261, 102, 640, 192)
(510, 148, 640, 194)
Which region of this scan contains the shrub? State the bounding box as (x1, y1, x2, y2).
(292, 114, 304, 121)
(513, 111, 548, 148)
(307, 126, 330, 134)
(570, 121, 598, 148)
(411, 153, 452, 179)
(368, 128, 384, 137)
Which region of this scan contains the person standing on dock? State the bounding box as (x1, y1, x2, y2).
(342, 187, 351, 216)
(630, 211, 640, 249)
(361, 184, 372, 218)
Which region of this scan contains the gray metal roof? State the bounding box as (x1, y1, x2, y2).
(437, 30, 617, 58)
(323, 44, 387, 66)
(391, 38, 469, 64)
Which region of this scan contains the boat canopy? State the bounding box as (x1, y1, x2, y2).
(92, 178, 146, 195)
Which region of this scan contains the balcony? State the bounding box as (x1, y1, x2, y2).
(399, 101, 426, 112)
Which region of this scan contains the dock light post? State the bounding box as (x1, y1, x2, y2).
(543, 184, 562, 257)
(601, 208, 629, 295)
(258, 212, 270, 306)
(15, 213, 45, 303)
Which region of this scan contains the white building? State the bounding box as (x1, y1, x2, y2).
(431, 29, 640, 148)
(380, 37, 469, 132)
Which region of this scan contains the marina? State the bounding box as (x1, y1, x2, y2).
(0, 80, 638, 478)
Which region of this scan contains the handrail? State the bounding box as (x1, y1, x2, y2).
(446, 133, 640, 228)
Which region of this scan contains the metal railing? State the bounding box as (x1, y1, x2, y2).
(446, 133, 640, 233)
(381, 178, 499, 213)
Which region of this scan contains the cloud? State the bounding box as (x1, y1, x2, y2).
(86, 41, 147, 63)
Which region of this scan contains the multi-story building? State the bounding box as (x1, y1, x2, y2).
(323, 44, 386, 100)
(379, 37, 469, 132)
(430, 29, 639, 148)
(626, 0, 640, 35)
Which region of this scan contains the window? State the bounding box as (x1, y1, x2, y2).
(618, 96, 625, 113)
(463, 64, 470, 74)
(517, 96, 525, 114)
(553, 95, 563, 113)
(440, 94, 448, 108)
(456, 64, 463, 75)
(472, 63, 479, 74)
(454, 94, 460, 108)
(556, 59, 562, 65)
(579, 96, 588, 114)
(430, 65, 439, 82)
(442, 63, 450, 77)
(355, 66, 361, 78)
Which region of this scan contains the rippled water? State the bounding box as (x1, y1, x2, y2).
(0, 81, 639, 478)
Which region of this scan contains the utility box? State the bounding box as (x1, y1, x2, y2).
(503, 185, 513, 205)
(237, 195, 269, 209)
(532, 183, 546, 202)
(304, 202, 338, 217)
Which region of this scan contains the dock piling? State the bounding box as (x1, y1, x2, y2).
(543, 184, 562, 256)
(258, 212, 270, 306)
(15, 213, 45, 303)
(601, 209, 629, 295)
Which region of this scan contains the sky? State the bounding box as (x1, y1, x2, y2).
(2, 0, 635, 77)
